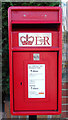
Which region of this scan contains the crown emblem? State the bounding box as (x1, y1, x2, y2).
(20, 34, 34, 45)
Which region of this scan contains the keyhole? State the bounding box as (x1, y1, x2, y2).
(20, 82, 22, 85)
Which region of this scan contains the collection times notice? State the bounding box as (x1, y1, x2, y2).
(28, 64, 45, 98)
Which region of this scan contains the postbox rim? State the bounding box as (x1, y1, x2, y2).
(8, 6, 62, 11)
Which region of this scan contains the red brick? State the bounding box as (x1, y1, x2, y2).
(61, 112, 68, 118)
(62, 82, 68, 89)
(62, 105, 68, 111)
(62, 90, 68, 96)
(62, 98, 68, 104)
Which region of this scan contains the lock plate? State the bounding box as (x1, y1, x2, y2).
(33, 53, 40, 60)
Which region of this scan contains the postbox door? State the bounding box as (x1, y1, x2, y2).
(13, 52, 57, 111)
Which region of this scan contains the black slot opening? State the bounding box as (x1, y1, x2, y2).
(12, 24, 60, 31)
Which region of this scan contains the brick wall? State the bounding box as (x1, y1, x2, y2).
(61, 31, 68, 119)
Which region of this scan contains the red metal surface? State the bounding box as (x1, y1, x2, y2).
(11, 10, 59, 22)
(8, 6, 62, 115)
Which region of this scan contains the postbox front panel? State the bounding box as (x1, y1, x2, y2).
(13, 52, 57, 111)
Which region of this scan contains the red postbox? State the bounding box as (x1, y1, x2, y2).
(8, 6, 62, 115)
